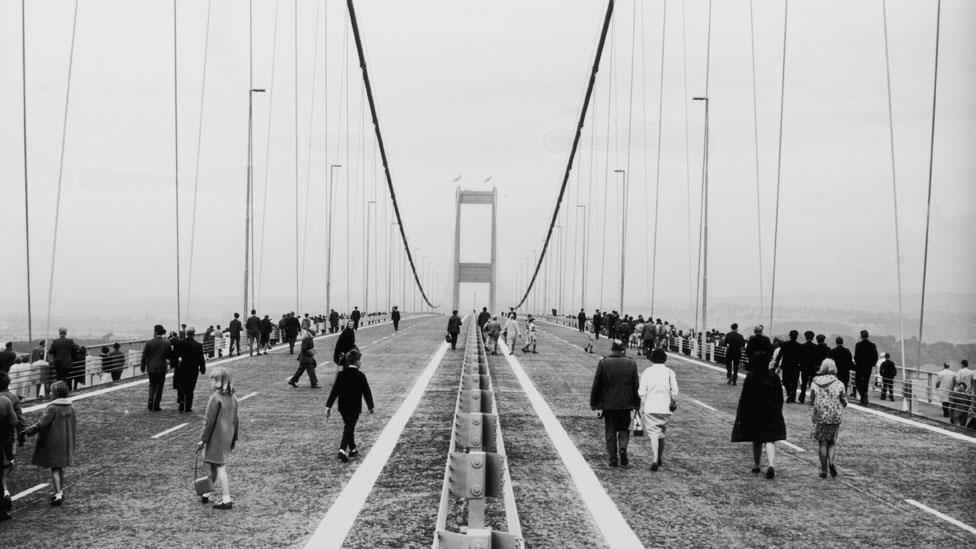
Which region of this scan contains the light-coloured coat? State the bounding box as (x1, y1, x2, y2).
(200, 392, 239, 465)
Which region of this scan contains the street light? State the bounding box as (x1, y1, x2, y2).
(244, 88, 266, 316)
(554, 224, 563, 314)
(614, 169, 627, 315)
(577, 204, 587, 311)
(388, 221, 398, 310)
(365, 200, 376, 313)
(693, 96, 709, 357)
(326, 164, 342, 314)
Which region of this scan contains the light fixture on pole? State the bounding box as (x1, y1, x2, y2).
(693, 96, 709, 357)
(244, 88, 266, 316)
(613, 169, 627, 314)
(326, 163, 342, 313)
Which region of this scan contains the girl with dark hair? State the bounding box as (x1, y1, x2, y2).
(24, 381, 77, 505)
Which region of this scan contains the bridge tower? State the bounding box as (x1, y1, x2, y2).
(452, 188, 497, 313)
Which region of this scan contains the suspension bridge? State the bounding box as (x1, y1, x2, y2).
(0, 0, 973, 547)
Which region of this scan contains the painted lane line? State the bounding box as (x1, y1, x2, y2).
(150, 422, 189, 440)
(688, 398, 717, 412)
(238, 391, 259, 402)
(906, 499, 976, 536)
(21, 315, 435, 414)
(11, 483, 49, 501)
(499, 340, 645, 549)
(305, 342, 450, 548)
(667, 352, 976, 446)
(779, 440, 806, 453)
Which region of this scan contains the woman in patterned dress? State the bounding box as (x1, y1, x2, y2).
(810, 358, 848, 478)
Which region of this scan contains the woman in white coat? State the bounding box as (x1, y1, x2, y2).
(503, 313, 520, 355)
(638, 348, 679, 471)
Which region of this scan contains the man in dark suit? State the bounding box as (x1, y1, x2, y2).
(853, 329, 878, 406)
(589, 339, 640, 467)
(592, 310, 602, 340)
(477, 307, 491, 341)
(228, 313, 243, 356)
(141, 324, 173, 411)
(333, 321, 357, 367)
(447, 311, 462, 350)
(350, 307, 362, 331)
(390, 307, 401, 331)
(775, 330, 803, 403)
(173, 327, 206, 412)
(745, 325, 772, 373)
(723, 323, 746, 385)
(799, 331, 819, 404)
(329, 309, 340, 333)
(245, 309, 261, 356)
(285, 313, 301, 354)
(48, 328, 78, 384)
(577, 309, 587, 333)
(830, 337, 854, 391)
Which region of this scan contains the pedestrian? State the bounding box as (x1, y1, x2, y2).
(0, 343, 17, 374)
(447, 311, 463, 350)
(104, 342, 126, 382)
(521, 316, 538, 354)
(48, 328, 78, 384)
(213, 325, 225, 358)
(391, 306, 401, 331)
(723, 323, 746, 385)
(140, 324, 173, 412)
(503, 313, 520, 355)
(744, 325, 772, 374)
(478, 307, 492, 340)
(810, 358, 848, 478)
(245, 310, 261, 356)
(204, 326, 216, 358)
(351, 307, 362, 331)
(329, 309, 340, 334)
(258, 315, 273, 355)
(638, 348, 679, 471)
(577, 309, 587, 333)
(878, 353, 897, 401)
(228, 314, 243, 356)
(955, 360, 973, 424)
(853, 330, 878, 405)
(775, 330, 802, 403)
(326, 348, 374, 463)
(333, 321, 357, 368)
(288, 327, 321, 389)
(589, 339, 640, 467)
(830, 337, 854, 391)
(283, 313, 300, 354)
(949, 382, 970, 427)
(731, 358, 786, 479)
(196, 367, 239, 510)
(0, 371, 26, 521)
(173, 327, 207, 413)
(799, 331, 818, 404)
(485, 316, 502, 355)
(23, 380, 76, 506)
(583, 318, 595, 354)
(592, 310, 602, 340)
(935, 362, 957, 418)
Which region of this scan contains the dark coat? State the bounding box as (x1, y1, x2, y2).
(24, 399, 77, 468)
(745, 334, 772, 368)
(731, 369, 786, 443)
(0, 349, 17, 373)
(104, 349, 126, 373)
(326, 366, 374, 414)
(800, 341, 820, 374)
(724, 331, 745, 356)
(245, 315, 261, 335)
(854, 339, 879, 372)
(830, 345, 854, 385)
(48, 337, 78, 371)
(298, 336, 316, 365)
(391, 310, 401, 322)
(228, 319, 243, 336)
(0, 394, 18, 468)
(776, 339, 803, 371)
(141, 337, 172, 374)
(477, 311, 491, 328)
(447, 315, 463, 334)
(286, 316, 301, 337)
(173, 337, 206, 388)
(333, 328, 357, 365)
(259, 318, 274, 337)
(589, 352, 640, 411)
(351, 310, 362, 322)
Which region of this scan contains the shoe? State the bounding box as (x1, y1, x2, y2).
(619, 450, 629, 467)
(829, 464, 837, 478)
(50, 493, 63, 506)
(185, 408, 193, 413)
(349, 448, 359, 458)
(201, 494, 212, 504)
(212, 501, 233, 510)
(726, 379, 732, 385)
(765, 467, 775, 479)
(0, 512, 10, 522)
(609, 458, 619, 467)
(732, 380, 737, 385)
(178, 406, 185, 412)
(819, 471, 827, 479)
(531, 350, 538, 354)
(288, 380, 298, 388)
(751, 467, 761, 474)
(337, 450, 350, 463)
(153, 407, 162, 412)
(310, 385, 322, 389)
(650, 462, 659, 472)
(2, 493, 11, 512)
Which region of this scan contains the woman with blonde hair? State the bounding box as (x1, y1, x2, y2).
(197, 367, 239, 509)
(638, 348, 679, 471)
(810, 358, 848, 478)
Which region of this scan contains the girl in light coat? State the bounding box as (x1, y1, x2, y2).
(810, 358, 848, 478)
(638, 348, 679, 471)
(23, 381, 76, 506)
(197, 367, 239, 509)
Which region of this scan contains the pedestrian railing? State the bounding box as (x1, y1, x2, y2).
(433, 321, 523, 549)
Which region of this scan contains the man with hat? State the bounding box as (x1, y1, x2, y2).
(173, 327, 206, 412)
(589, 339, 640, 467)
(140, 324, 173, 411)
(391, 306, 401, 331)
(853, 330, 878, 406)
(745, 325, 772, 375)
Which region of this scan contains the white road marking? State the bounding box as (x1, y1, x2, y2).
(499, 340, 645, 549)
(688, 398, 717, 412)
(779, 440, 806, 452)
(11, 483, 49, 501)
(238, 391, 259, 402)
(906, 499, 976, 536)
(150, 422, 189, 439)
(304, 342, 450, 548)
(22, 315, 434, 414)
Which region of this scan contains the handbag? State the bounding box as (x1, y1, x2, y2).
(445, 333, 452, 343)
(631, 410, 645, 437)
(193, 452, 213, 496)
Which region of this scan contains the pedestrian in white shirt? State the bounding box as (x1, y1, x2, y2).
(503, 313, 520, 355)
(638, 348, 679, 471)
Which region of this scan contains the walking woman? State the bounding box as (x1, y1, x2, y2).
(288, 327, 320, 389)
(810, 358, 848, 478)
(197, 368, 239, 509)
(731, 361, 786, 479)
(638, 349, 679, 471)
(23, 381, 77, 505)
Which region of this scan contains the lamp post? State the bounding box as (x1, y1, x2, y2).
(693, 96, 710, 357)
(365, 200, 376, 314)
(326, 164, 342, 314)
(577, 204, 587, 311)
(244, 88, 266, 316)
(554, 224, 563, 315)
(613, 169, 627, 315)
(388, 222, 397, 310)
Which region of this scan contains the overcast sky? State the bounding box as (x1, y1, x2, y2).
(0, 0, 973, 335)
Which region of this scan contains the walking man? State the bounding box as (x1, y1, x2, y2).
(477, 307, 492, 341)
(391, 306, 401, 331)
(447, 311, 462, 350)
(830, 337, 854, 390)
(577, 309, 587, 333)
(592, 310, 602, 340)
(723, 323, 746, 385)
(775, 330, 803, 403)
(288, 327, 320, 389)
(245, 310, 261, 356)
(351, 307, 362, 331)
(853, 330, 878, 406)
(140, 324, 172, 412)
(228, 314, 243, 356)
(48, 328, 78, 384)
(333, 321, 357, 368)
(173, 327, 206, 412)
(935, 362, 956, 418)
(589, 339, 640, 467)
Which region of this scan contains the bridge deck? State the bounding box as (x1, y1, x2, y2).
(1, 317, 973, 548)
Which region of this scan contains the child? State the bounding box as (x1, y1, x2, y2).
(948, 382, 969, 427)
(23, 380, 77, 506)
(582, 319, 595, 354)
(521, 316, 538, 354)
(197, 367, 239, 509)
(326, 349, 374, 463)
